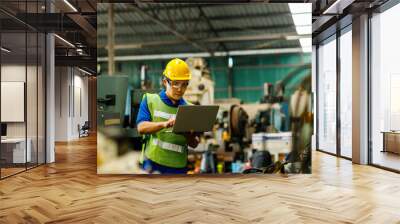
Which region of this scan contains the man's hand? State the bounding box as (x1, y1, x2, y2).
(163, 118, 175, 128)
(184, 131, 201, 148)
(138, 118, 175, 135)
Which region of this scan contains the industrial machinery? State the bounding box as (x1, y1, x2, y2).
(253, 82, 287, 133)
(229, 105, 250, 148)
(226, 65, 312, 174)
(97, 75, 129, 127)
(251, 64, 311, 133)
(97, 74, 146, 173)
(245, 74, 312, 174)
(285, 75, 312, 173)
(184, 58, 214, 105)
(252, 132, 292, 162)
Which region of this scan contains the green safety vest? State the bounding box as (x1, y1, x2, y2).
(140, 93, 189, 168)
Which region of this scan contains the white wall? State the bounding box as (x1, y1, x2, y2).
(1, 65, 26, 138)
(1, 64, 46, 164)
(55, 67, 89, 141)
(1, 65, 41, 137)
(55, 67, 69, 141)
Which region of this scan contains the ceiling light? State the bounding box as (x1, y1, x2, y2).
(1, 47, 11, 53)
(54, 34, 75, 48)
(63, 0, 78, 12)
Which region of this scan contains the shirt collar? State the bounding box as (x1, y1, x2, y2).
(159, 89, 186, 107)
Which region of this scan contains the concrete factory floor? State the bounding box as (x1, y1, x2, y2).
(0, 135, 399, 223)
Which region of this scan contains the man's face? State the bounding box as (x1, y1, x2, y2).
(164, 78, 189, 101)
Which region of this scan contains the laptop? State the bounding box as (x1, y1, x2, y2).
(165, 105, 219, 133)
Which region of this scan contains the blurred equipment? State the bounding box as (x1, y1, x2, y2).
(251, 150, 272, 169)
(97, 75, 129, 127)
(97, 128, 145, 174)
(229, 105, 249, 144)
(184, 58, 214, 105)
(252, 132, 292, 162)
(97, 74, 145, 174)
(252, 82, 287, 133)
(285, 75, 312, 173)
(200, 144, 218, 173)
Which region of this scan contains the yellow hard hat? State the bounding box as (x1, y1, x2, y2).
(163, 58, 191, 81)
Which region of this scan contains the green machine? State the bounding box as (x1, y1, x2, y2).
(97, 75, 129, 128)
(97, 74, 160, 156)
(97, 75, 141, 155)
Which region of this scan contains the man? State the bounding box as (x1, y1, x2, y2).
(136, 58, 200, 174)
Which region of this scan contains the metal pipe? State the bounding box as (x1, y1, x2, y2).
(108, 4, 115, 76)
(99, 33, 310, 49)
(97, 48, 304, 62)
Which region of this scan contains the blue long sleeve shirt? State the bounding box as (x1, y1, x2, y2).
(136, 90, 187, 125)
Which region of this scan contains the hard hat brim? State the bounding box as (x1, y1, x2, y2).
(163, 72, 191, 81)
(170, 74, 191, 80)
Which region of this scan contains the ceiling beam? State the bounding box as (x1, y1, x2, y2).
(201, 33, 304, 42)
(97, 47, 305, 62)
(129, 4, 212, 54)
(97, 24, 298, 40)
(99, 33, 309, 49)
(97, 2, 307, 14)
(97, 11, 301, 28)
(197, 6, 228, 52)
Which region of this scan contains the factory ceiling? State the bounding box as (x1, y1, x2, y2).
(97, 3, 312, 57)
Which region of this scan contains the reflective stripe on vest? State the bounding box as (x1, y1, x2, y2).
(154, 110, 176, 120)
(152, 138, 185, 153)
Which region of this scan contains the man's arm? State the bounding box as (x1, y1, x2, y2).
(137, 95, 175, 134)
(137, 118, 175, 134)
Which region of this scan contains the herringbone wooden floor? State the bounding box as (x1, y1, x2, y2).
(1, 135, 400, 224)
